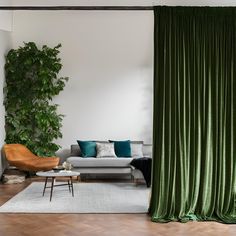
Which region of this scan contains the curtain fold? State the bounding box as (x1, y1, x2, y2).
(150, 6, 236, 223)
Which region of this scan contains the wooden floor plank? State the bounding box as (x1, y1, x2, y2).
(0, 178, 235, 236)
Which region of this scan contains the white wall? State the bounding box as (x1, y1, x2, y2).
(0, 30, 12, 176)
(0, 0, 12, 31)
(0, 11, 12, 31)
(12, 11, 154, 149)
(11, 0, 236, 152)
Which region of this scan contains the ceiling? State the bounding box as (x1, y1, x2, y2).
(0, 0, 235, 7)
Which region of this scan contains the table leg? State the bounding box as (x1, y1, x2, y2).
(68, 180, 71, 192)
(70, 176, 74, 197)
(42, 177, 48, 196)
(50, 177, 55, 201)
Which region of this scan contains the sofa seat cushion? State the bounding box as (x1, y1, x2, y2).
(67, 156, 133, 168)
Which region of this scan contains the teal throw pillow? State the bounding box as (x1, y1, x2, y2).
(77, 140, 96, 157)
(109, 140, 131, 157)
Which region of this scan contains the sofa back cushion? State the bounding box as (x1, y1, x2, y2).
(131, 143, 144, 157)
(70, 141, 146, 157)
(71, 141, 109, 156)
(143, 144, 152, 158)
(71, 144, 82, 156)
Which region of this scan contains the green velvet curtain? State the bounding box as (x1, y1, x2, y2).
(150, 6, 236, 223)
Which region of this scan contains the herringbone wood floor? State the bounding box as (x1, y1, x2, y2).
(0, 178, 235, 236)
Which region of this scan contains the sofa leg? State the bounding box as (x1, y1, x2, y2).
(131, 174, 134, 183)
(77, 175, 81, 182)
(134, 178, 139, 186)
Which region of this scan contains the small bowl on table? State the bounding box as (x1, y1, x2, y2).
(52, 166, 64, 172)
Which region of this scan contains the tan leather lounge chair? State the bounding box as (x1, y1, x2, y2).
(3, 144, 59, 172)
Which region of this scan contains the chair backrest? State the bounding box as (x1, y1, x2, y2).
(4, 144, 36, 161)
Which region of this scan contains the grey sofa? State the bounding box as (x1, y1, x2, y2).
(66, 141, 152, 180)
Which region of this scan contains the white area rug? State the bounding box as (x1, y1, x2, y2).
(0, 182, 150, 213)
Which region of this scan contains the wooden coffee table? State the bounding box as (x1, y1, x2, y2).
(36, 170, 80, 201)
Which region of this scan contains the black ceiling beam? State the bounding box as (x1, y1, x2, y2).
(0, 6, 154, 11)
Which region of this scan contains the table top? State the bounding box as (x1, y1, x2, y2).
(36, 170, 80, 177)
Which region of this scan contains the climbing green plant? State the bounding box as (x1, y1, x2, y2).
(4, 42, 68, 156)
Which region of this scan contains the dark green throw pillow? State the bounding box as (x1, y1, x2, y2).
(109, 140, 131, 157)
(77, 140, 96, 157)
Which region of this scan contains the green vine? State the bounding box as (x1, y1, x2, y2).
(4, 42, 68, 156)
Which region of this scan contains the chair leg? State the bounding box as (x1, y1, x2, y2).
(25, 171, 32, 182)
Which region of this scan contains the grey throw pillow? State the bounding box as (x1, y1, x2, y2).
(131, 143, 143, 158)
(96, 142, 117, 158)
